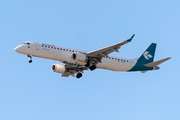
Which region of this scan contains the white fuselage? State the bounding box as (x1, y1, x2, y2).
(14, 41, 137, 72)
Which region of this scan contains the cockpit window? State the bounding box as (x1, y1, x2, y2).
(23, 42, 30, 45)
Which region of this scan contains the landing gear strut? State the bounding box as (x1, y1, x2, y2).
(27, 55, 32, 63)
(76, 72, 82, 79)
(85, 60, 90, 67)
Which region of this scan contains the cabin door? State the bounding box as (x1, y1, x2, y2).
(35, 42, 41, 50)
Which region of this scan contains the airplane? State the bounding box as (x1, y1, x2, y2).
(14, 34, 171, 78)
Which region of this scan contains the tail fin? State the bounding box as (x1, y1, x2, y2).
(137, 43, 157, 64)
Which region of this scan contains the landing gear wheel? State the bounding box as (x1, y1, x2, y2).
(29, 60, 32, 63)
(90, 65, 96, 71)
(76, 73, 83, 79)
(27, 55, 32, 63)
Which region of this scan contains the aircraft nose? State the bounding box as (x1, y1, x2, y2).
(14, 46, 21, 53)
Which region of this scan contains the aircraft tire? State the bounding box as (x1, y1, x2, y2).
(76, 73, 82, 78)
(90, 65, 96, 71)
(29, 60, 32, 63)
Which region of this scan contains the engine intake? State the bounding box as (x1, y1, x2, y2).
(72, 52, 87, 62)
(52, 64, 66, 73)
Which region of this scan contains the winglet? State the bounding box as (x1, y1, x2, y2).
(127, 34, 135, 42)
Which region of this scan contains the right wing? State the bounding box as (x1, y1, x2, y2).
(62, 34, 135, 76)
(87, 34, 135, 58)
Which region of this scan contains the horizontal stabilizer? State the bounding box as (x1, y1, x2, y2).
(144, 57, 171, 67)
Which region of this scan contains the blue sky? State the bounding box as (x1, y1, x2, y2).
(0, 0, 179, 120)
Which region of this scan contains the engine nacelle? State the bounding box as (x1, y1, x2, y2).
(72, 52, 87, 62)
(52, 64, 66, 73)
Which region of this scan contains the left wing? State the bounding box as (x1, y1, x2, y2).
(87, 34, 135, 58)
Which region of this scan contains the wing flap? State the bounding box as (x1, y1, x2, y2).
(60, 64, 88, 77)
(62, 72, 72, 77)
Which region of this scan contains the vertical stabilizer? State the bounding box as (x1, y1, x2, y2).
(137, 43, 156, 64)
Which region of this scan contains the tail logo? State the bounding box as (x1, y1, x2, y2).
(143, 51, 152, 60)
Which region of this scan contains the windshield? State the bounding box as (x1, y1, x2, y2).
(23, 42, 30, 45)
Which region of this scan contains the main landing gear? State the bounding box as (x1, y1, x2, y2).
(76, 72, 82, 79)
(89, 65, 96, 71)
(85, 60, 96, 71)
(27, 55, 32, 63)
(85, 60, 90, 67)
(76, 64, 96, 79)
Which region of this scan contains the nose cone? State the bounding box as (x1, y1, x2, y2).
(14, 46, 21, 53)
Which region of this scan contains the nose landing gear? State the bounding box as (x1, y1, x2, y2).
(29, 60, 32, 63)
(27, 55, 32, 63)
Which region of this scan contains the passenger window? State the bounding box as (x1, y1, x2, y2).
(48, 46, 50, 48)
(45, 46, 47, 47)
(63, 49, 65, 51)
(57, 48, 59, 50)
(42, 45, 44, 47)
(51, 47, 53, 49)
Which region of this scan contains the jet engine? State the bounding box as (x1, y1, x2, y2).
(72, 52, 87, 62)
(52, 64, 66, 73)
